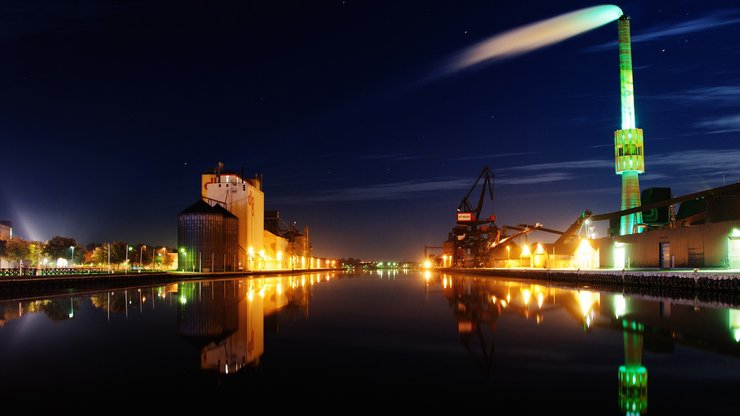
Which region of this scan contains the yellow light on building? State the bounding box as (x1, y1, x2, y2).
(521, 244, 531, 257)
(575, 239, 598, 269)
(535, 243, 545, 254)
(613, 242, 626, 269)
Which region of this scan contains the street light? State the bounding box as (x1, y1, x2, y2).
(139, 245, 146, 273)
(70, 245, 75, 267)
(125, 245, 133, 271)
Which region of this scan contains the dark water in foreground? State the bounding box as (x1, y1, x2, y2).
(0, 270, 738, 412)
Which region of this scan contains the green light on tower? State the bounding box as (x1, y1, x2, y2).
(614, 15, 645, 235)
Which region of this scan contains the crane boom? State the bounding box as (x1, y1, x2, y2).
(451, 166, 499, 267)
(457, 166, 494, 223)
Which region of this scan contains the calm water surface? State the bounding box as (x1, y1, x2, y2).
(1, 270, 738, 412)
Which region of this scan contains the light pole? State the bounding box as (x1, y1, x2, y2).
(139, 245, 146, 272)
(125, 245, 133, 271)
(70, 245, 75, 267)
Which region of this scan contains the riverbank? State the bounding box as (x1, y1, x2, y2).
(0, 268, 338, 300)
(440, 267, 740, 291)
(440, 267, 740, 307)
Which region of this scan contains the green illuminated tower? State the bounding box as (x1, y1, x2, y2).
(614, 15, 644, 235)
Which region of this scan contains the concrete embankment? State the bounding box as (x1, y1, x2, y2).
(440, 268, 740, 306)
(440, 267, 740, 291)
(0, 268, 337, 300)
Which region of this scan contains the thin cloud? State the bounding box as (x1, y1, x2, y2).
(271, 178, 471, 204)
(654, 86, 740, 107)
(451, 152, 536, 161)
(503, 159, 612, 171)
(640, 173, 672, 181)
(650, 149, 740, 174)
(586, 8, 740, 52)
(496, 172, 572, 185)
(588, 143, 613, 149)
(273, 172, 577, 204)
(355, 153, 425, 162)
(694, 114, 740, 133)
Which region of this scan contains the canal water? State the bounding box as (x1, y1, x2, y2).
(1, 270, 738, 412)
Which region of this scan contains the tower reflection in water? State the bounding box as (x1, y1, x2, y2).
(176, 273, 328, 374)
(434, 273, 740, 416)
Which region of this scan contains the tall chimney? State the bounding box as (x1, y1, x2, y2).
(614, 15, 645, 235)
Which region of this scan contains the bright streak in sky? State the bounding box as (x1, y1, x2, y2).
(448, 5, 623, 73)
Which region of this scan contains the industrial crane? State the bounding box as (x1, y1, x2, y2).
(451, 166, 499, 267)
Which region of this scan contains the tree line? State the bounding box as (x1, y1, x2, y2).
(0, 235, 174, 268)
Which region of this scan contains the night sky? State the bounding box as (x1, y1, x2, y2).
(1, 0, 739, 261)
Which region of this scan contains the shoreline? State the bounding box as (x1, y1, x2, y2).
(440, 267, 740, 288)
(0, 268, 338, 301)
(439, 266, 740, 291)
(439, 267, 740, 307)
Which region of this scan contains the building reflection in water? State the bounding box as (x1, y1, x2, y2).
(435, 273, 740, 415)
(0, 273, 330, 376)
(175, 273, 326, 374)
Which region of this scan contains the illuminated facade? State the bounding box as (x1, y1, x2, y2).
(614, 15, 645, 235)
(201, 169, 265, 269)
(176, 163, 329, 272)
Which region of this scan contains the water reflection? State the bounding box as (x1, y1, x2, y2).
(175, 276, 315, 373)
(0, 271, 738, 407)
(0, 273, 332, 377)
(432, 273, 740, 415)
(0, 297, 80, 324)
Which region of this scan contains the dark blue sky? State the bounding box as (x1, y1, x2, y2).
(1, 0, 739, 260)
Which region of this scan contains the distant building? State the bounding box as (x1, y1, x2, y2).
(0, 221, 11, 241)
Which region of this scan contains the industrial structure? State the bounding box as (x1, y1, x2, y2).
(614, 15, 644, 236)
(177, 163, 330, 272)
(177, 200, 238, 272)
(433, 14, 740, 271)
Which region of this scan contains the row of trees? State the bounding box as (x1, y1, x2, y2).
(0, 235, 174, 268)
